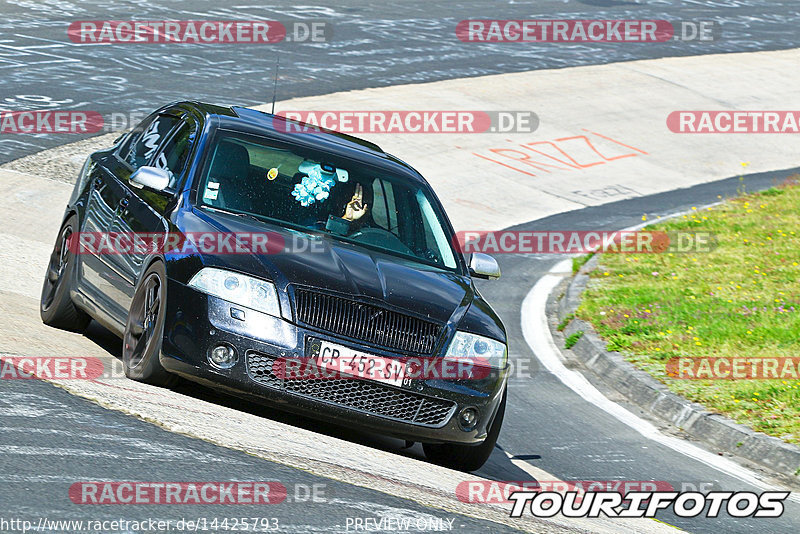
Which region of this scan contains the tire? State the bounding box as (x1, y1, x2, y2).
(122, 261, 176, 386)
(423, 389, 507, 472)
(40, 214, 91, 332)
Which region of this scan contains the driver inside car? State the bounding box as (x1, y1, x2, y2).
(325, 181, 372, 235)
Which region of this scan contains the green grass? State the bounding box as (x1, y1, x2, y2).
(557, 313, 575, 332)
(573, 253, 594, 274)
(578, 177, 800, 444)
(565, 331, 584, 349)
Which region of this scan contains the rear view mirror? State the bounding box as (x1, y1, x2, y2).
(469, 253, 501, 280)
(130, 166, 170, 192)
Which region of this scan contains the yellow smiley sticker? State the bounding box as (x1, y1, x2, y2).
(267, 167, 279, 180)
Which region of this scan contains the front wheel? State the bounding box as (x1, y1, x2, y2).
(423, 390, 506, 472)
(122, 261, 175, 387)
(40, 214, 91, 332)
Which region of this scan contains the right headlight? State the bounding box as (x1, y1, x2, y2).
(444, 331, 508, 370)
(188, 267, 280, 317)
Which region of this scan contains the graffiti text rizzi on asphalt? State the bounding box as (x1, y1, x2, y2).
(472, 130, 648, 177)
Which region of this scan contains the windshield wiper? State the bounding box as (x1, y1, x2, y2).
(203, 205, 269, 224)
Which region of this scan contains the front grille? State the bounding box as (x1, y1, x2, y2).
(246, 351, 456, 427)
(293, 288, 442, 355)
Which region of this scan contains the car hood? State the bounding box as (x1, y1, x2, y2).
(182, 208, 473, 325)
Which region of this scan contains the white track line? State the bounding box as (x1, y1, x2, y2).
(520, 258, 799, 504)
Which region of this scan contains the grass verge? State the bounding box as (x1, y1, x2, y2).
(565, 331, 584, 349)
(577, 177, 800, 444)
(572, 253, 594, 274)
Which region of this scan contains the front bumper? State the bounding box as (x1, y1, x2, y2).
(160, 278, 508, 445)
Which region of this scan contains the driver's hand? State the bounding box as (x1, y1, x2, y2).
(343, 183, 368, 221)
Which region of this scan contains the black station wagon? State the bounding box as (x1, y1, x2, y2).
(41, 101, 508, 471)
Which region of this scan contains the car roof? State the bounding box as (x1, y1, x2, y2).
(171, 101, 429, 186)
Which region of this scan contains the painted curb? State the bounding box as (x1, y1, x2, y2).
(549, 256, 800, 477)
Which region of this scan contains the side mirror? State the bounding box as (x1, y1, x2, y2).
(130, 166, 170, 192)
(469, 253, 501, 280)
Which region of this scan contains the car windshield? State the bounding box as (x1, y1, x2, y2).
(196, 130, 459, 270)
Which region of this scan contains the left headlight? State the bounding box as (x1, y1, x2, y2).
(444, 331, 507, 370)
(188, 267, 280, 317)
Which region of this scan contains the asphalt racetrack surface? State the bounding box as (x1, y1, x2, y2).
(2, 0, 800, 161)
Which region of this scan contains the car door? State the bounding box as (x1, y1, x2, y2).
(107, 113, 197, 313)
(79, 112, 180, 325)
(78, 153, 137, 324)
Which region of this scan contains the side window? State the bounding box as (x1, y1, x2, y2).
(117, 114, 156, 165)
(419, 206, 439, 251)
(371, 178, 398, 233)
(122, 115, 180, 170)
(152, 121, 194, 189)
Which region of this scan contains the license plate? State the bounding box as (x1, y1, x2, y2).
(315, 340, 405, 386)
